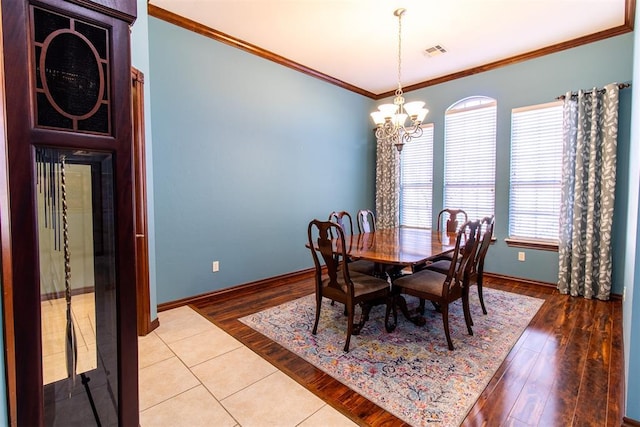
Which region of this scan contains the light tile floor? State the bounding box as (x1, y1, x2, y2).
(138, 305, 358, 427)
(41, 293, 98, 385)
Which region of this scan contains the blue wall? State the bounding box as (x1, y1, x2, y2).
(131, 0, 158, 320)
(149, 18, 633, 302)
(393, 34, 633, 291)
(148, 18, 376, 303)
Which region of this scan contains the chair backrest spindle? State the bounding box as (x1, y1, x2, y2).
(437, 208, 468, 233)
(474, 215, 495, 275)
(356, 209, 376, 234)
(329, 211, 354, 237)
(308, 219, 353, 294)
(444, 220, 481, 296)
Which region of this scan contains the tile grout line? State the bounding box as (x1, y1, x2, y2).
(140, 313, 262, 426)
(142, 306, 349, 426)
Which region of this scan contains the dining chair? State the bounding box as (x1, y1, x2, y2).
(468, 215, 495, 317)
(329, 211, 376, 276)
(307, 219, 392, 352)
(437, 208, 468, 233)
(426, 215, 494, 320)
(430, 208, 468, 261)
(391, 220, 481, 350)
(356, 209, 376, 234)
(413, 208, 469, 311)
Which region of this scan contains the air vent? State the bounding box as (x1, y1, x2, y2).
(424, 44, 447, 57)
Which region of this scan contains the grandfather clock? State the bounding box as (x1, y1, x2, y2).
(1, 0, 138, 425)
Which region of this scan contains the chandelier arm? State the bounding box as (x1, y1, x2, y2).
(407, 125, 423, 139)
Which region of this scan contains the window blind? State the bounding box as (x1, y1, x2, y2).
(444, 98, 496, 222)
(400, 124, 434, 229)
(509, 101, 563, 241)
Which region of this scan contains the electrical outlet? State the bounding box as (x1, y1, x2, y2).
(212, 261, 219, 272)
(518, 252, 525, 262)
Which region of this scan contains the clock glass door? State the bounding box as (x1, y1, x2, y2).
(37, 147, 119, 426)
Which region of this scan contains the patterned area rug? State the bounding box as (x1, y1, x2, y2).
(240, 288, 544, 426)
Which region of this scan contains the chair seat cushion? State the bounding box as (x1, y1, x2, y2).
(351, 271, 390, 297)
(393, 268, 447, 297)
(425, 259, 453, 274)
(323, 271, 389, 297)
(348, 259, 377, 276)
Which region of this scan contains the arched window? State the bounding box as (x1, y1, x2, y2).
(443, 96, 496, 222)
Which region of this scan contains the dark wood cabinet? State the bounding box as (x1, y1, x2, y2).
(71, 0, 136, 21)
(1, 0, 138, 425)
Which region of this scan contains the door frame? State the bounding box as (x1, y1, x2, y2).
(132, 68, 157, 336)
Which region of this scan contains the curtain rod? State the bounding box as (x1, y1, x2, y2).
(556, 83, 631, 100)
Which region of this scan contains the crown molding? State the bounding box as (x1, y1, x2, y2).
(147, 4, 377, 99)
(148, 0, 635, 100)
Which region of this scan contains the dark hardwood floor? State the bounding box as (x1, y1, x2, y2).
(189, 273, 624, 426)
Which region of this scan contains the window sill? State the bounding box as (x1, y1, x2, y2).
(505, 238, 558, 252)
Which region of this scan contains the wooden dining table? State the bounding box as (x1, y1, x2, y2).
(336, 227, 460, 331)
(341, 227, 458, 268)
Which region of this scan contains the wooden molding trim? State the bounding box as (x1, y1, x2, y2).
(67, 0, 137, 23)
(157, 268, 316, 312)
(148, 0, 635, 100)
(484, 272, 557, 289)
(147, 4, 376, 99)
(131, 67, 154, 337)
(623, 417, 640, 427)
(0, 5, 18, 421)
(504, 238, 558, 252)
(41, 286, 96, 301)
(160, 268, 624, 311)
(485, 272, 623, 301)
(383, 17, 635, 99)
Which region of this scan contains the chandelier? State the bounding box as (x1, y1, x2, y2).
(370, 8, 428, 152)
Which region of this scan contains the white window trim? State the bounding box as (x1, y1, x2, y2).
(508, 100, 563, 249)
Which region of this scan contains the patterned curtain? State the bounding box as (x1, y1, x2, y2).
(558, 83, 619, 300)
(375, 136, 399, 229)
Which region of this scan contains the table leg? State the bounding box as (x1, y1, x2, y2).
(384, 294, 397, 332)
(391, 289, 427, 327)
(417, 300, 441, 314)
(351, 295, 400, 334)
(351, 302, 371, 335)
(373, 263, 388, 280)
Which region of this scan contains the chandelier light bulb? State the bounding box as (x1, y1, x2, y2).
(370, 111, 386, 125)
(403, 101, 425, 117)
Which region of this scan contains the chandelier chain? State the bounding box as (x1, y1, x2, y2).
(396, 11, 403, 97)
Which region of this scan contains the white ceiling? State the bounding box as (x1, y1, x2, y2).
(148, 0, 630, 97)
